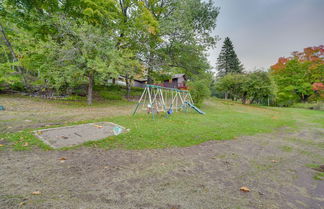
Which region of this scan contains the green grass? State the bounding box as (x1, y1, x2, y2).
(280, 145, 293, 152)
(305, 164, 324, 181)
(1, 98, 324, 150)
(0, 130, 52, 151)
(313, 172, 324, 180)
(305, 163, 320, 169)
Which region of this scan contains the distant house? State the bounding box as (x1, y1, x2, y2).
(107, 74, 187, 89)
(107, 76, 126, 86)
(133, 78, 147, 88)
(162, 74, 187, 90)
(107, 76, 147, 88)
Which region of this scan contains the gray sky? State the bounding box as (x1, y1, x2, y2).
(208, 0, 324, 71)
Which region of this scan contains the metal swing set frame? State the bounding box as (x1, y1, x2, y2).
(132, 84, 194, 118)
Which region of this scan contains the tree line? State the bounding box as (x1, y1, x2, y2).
(214, 38, 323, 106)
(0, 0, 219, 104)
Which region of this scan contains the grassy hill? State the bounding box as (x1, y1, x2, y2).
(1, 96, 323, 151)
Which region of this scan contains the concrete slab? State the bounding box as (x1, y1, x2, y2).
(34, 122, 126, 148)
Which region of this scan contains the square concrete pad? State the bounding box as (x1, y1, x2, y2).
(34, 122, 126, 148)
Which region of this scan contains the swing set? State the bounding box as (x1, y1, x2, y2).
(132, 84, 205, 118)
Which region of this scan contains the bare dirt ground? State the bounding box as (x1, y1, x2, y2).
(0, 95, 132, 133)
(1, 126, 323, 209)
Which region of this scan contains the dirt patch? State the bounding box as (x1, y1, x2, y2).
(1, 127, 323, 209)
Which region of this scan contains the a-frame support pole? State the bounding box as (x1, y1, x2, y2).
(133, 87, 147, 116)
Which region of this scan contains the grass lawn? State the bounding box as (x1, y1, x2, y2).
(1, 98, 323, 150)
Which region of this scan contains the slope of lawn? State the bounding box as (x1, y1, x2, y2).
(2, 98, 323, 151)
(97, 99, 295, 149)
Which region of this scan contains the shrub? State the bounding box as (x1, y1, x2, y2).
(62, 95, 86, 101)
(99, 90, 123, 100)
(189, 80, 211, 107)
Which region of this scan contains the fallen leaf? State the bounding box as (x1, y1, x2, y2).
(61, 136, 68, 139)
(59, 157, 66, 163)
(0, 144, 4, 147)
(36, 131, 42, 135)
(31, 191, 41, 195)
(23, 142, 29, 147)
(271, 160, 278, 163)
(240, 186, 250, 192)
(94, 125, 103, 128)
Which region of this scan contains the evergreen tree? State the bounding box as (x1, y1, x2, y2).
(217, 37, 243, 77)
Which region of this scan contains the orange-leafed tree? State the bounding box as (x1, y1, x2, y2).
(270, 45, 324, 105)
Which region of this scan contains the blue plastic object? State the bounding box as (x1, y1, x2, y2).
(185, 102, 205, 114)
(0, 106, 5, 111)
(113, 126, 123, 135)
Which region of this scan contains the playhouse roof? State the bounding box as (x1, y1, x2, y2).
(172, 74, 186, 79)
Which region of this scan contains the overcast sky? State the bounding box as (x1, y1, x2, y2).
(208, 0, 324, 71)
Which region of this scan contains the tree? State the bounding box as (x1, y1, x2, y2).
(242, 71, 275, 104)
(215, 73, 246, 101)
(136, 0, 219, 83)
(215, 71, 275, 104)
(216, 37, 243, 77)
(0, 0, 220, 106)
(188, 79, 211, 107)
(54, 20, 118, 105)
(271, 45, 324, 105)
(25, 19, 118, 104)
(109, 49, 142, 99)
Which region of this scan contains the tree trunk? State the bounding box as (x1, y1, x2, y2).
(224, 92, 228, 100)
(242, 92, 247, 104)
(125, 74, 131, 100)
(0, 22, 27, 86)
(87, 72, 94, 105)
(250, 96, 256, 104)
(147, 68, 153, 84)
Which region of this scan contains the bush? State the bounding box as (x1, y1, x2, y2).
(98, 90, 123, 100)
(188, 80, 211, 107)
(62, 95, 86, 101)
(95, 85, 143, 100)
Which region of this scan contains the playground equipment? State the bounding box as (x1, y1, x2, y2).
(132, 84, 205, 118)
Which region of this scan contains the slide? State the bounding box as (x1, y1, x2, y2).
(185, 102, 205, 114)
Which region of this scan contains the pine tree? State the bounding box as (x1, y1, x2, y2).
(217, 37, 243, 77)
